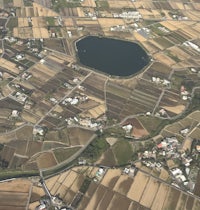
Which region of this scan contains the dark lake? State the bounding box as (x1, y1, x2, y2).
(76, 36, 150, 77)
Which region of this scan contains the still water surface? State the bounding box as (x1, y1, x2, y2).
(76, 36, 149, 76)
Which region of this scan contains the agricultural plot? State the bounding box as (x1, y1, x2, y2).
(123, 117, 149, 138)
(60, 8, 78, 17)
(96, 148, 116, 167)
(106, 77, 162, 121)
(43, 38, 71, 55)
(67, 127, 94, 146)
(44, 128, 69, 144)
(0, 179, 32, 210)
(53, 146, 82, 163)
(142, 40, 161, 54)
(142, 61, 172, 81)
(34, 0, 52, 8)
(189, 111, 200, 122)
(159, 91, 186, 116)
(98, 18, 124, 30)
(121, 79, 161, 119)
(108, 0, 134, 8)
(0, 57, 20, 75)
(35, 151, 57, 169)
(167, 46, 191, 62)
(45, 167, 200, 210)
(153, 37, 174, 49)
(81, 0, 96, 7)
(112, 140, 133, 165)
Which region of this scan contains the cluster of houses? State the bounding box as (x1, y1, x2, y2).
(61, 93, 88, 106)
(151, 76, 171, 86)
(180, 85, 190, 101)
(139, 135, 199, 192)
(110, 25, 129, 32)
(13, 91, 28, 104)
(93, 168, 106, 182)
(113, 11, 142, 20)
(123, 165, 138, 177)
(65, 116, 101, 129)
(183, 41, 200, 53)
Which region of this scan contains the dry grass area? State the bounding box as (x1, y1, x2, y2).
(127, 171, 149, 202)
(140, 177, 160, 208)
(33, 27, 49, 38)
(151, 184, 169, 210)
(160, 21, 178, 31)
(159, 168, 169, 181)
(21, 111, 40, 124)
(101, 169, 121, 188)
(33, 3, 58, 16)
(14, 27, 49, 39)
(189, 110, 200, 121)
(81, 0, 96, 7)
(81, 104, 106, 119)
(18, 18, 29, 27)
(68, 127, 94, 146)
(168, 46, 191, 61)
(154, 52, 176, 66)
(105, 137, 118, 146)
(31, 17, 46, 27)
(162, 104, 186, 115)
(112, 175, 132, 195)
(76, 19, 99, 26)
(0, 131, 17, 143)
(132, 126, 149, 138)
(133, 31, 147, 42)
(63, 18, 74, 27)
(98, 18, 124, 29)
(108, 0, 134, 8)
(0, 58, 19, 75)
(188, 127, 200, 140)
(29, 63, 57, 82)
(13, 0, 24, 7)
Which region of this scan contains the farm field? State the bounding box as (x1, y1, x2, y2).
(0, 179, 32, 209)
(44, 167, 200, 210)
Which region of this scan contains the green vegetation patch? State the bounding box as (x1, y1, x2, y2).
(165, 50, 181, 62)
(0, 169, 39, 181)
(0, 144, 4, 152)
(45, 129, 70, 144)
(96, 1, 110, 10)
(106, 82, 132, 99)
(150, 23, 169, 36)
(46, 17, 56, 26)
(52, 0, 81, 11)
(138, 115, 165, 136)
(112, 140, 132, 165)
(153, 37, 173, 49)
(54, 147, 81, 163)
(82, 137, 109, 162)
(97, 148, 116, 167)
(6, 18, 18, 31)
(171, 74, 185, 90)
(187, 89, 200, 114)
(79, 177, 91, 194)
